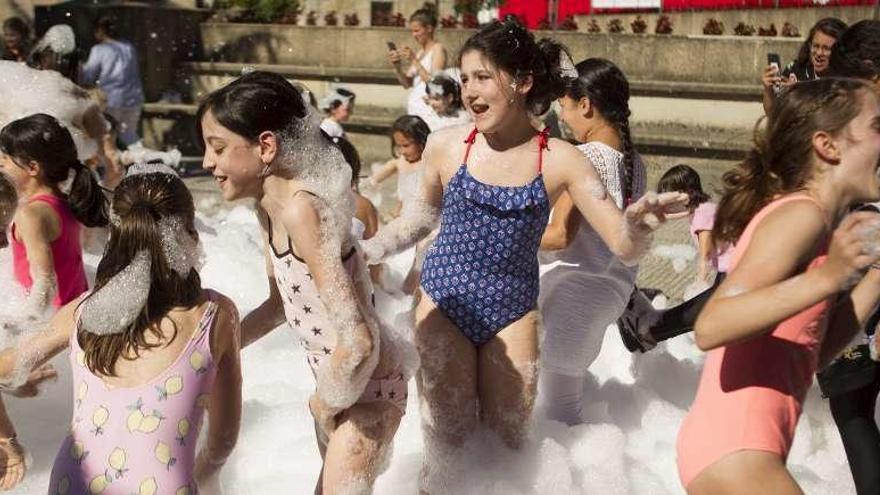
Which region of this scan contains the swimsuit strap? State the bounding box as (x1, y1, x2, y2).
(462, 127, 550, 173)
(537, 127, 550, 173)
(461, 127, 479, 165)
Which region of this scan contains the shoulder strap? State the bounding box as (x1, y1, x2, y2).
(537, 128, 550, 173)
(461, 128, 479, 165)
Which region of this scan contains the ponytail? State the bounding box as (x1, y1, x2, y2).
(68, 161, 109, 227)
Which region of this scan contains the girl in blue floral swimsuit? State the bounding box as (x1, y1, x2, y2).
(362, 16, 688, 493)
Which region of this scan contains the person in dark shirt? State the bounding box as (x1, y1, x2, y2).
(1, 17, 30, 62)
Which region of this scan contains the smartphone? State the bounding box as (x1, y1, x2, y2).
(386, 41, 397, 51)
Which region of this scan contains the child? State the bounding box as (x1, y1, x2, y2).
(537, 57, 648, 425)
(0, 165, 242, 493)
(369, 115, 430, 219)
(618, 164, 734, 353)
(198, 71, 414, 493)
(319, 87, 355, 139)
(678, 77, 880, 494)
(423, 73, 471, 131)
(0, 171, 16, 250)
(334, 136, 378, 240)
(0, 113, 108, 316)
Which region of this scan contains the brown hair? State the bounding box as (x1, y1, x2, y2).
(0, 172, 16, 227)
(78, 172, 201, 376)
(713, 77, 870, 245)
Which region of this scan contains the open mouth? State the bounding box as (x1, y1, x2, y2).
(470, 103, 489, 116)
(214, 175, 228, 186)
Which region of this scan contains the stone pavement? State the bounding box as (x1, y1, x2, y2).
(185, 153, 738, 304)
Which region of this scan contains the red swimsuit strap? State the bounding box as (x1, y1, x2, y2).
(461, 127, 479, 165)
(462, 127, 550, 173)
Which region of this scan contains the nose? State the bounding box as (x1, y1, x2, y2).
(201, 155, 213, 172)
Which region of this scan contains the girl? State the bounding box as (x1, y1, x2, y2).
(198, 71, 414, 493)
(0, 113, 108, 316)
(0, 171, 15, 250)
(618, 164, 734, 353)
(319, 87, 355, 140)
(370, 115, 430, 219)
(537, 57, 648, 425)
(335, 136, 378, 240)
(0, 166, 242, 493)
(678, 77, 880, 494)
(423, 73, 471, 131)
(388, 4, 447, 123)
(363, 17, 687, 492)
(1, 17, 29, 63)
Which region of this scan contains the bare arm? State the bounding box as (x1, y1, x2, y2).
(240, 209, 286, 348)
(694, 207, 879, 351)
(0, 298, 76, 387)
(388, 50, 412, 89)
(696, 230, 714, 282)
(195, 296, 242, 486)
(284, 195, 377, 411)
(540, 192, 580, 251)
(16, 204, 59, 316)
(412, 44, 446, 84)
(556, 144, 687, 265)
(369, 159, 400, 186)
(360, 132, 445, 264)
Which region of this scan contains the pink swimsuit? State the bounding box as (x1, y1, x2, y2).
(11, 194, 88, 307)
(676, 195, 831, 488)
(49, 292, 220, 495)
(268, 217, 408, 412)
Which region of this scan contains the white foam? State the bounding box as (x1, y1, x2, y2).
(0, 205, 859, 494)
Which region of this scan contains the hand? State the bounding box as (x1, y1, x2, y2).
(399, 46, 416, 63)
(0, 436, 25, 491)
(761, 65, 782, 91)
(387, 50, 402, 66)
(309, 393, 340, 436)
(821, 211, 880, 290)
(624, 192, 690, 233)
(6, 365, 57, 398)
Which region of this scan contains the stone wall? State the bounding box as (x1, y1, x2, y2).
(201, 23, 802, 85)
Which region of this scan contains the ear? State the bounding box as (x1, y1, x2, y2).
(812, 130, 841, 165)
(257, 131, 278, 165)
(26, 160, 41, 178)
(516, 74, 534, 97)
(578, 96, 593, 118)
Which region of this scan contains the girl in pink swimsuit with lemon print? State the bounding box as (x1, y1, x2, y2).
(0, 165, 242, 494)
(678, 78, 880, 494)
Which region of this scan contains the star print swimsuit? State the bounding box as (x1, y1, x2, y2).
(421, 128, 551, 345)
(267, 215, 408, 412)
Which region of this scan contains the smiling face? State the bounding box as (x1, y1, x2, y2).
(410, 20, 433, 46)
(427, 93, 453, 115)
(557, 94, 590, 143)
(836, 89, 880, 204)
(810, 30, 836, 75)
(460, 50, 524, 134)
(200, 109, 268, 201)
(3, 27, 22, 52)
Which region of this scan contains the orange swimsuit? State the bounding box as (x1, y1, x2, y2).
(676, 195, 832, 488)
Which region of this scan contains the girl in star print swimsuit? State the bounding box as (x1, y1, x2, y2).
(198, 71, 412, 494)
(361, 17, 688, 492)
(0, 168, 242, 494)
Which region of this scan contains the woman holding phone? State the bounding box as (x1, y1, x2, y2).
(387, 4, 447, 122)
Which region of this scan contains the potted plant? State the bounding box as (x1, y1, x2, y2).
(559, 16, 578, 31)
(391, 12, 406, 27)
(734, 22, 756, 36)
(703, 18, 724, 35)
(324, 10, 338, 26)
(587, 19, 601, 33)
(344, 12, 359, 27)
(781, 22, 800, 37)
(608, 18, 624, 34)
(306, 10, 318, 26)
(440, 15, 458, 28)
(631, 16, 647, 34)
(655, 15, 673, 35)
(758, 23, 777, 36)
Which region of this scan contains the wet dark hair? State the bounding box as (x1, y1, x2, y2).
(324, 88, 356, 113)
(0, 113, 108, 227)
(657, 165, 710, 209)
(425, 73, 463, 112)
(460, 16, 569, 116)
(828, 20, 880, 81)
(196, 70, 309, 145)
(410, 3, 437, 28)
(0, 171, 16, 227)
(3, 17, 29, 38)
(795, 17, 847, 72)
(95, 15, 119, 38)
(564, 58, 637, 204)
(714, 77, 871, 245)
(333, 136, 362, 185)
(79, 172, 201, 376)
(390, 115, 430, 158)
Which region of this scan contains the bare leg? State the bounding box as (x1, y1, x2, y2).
(478, 311, 539, 448)
(413, 290, 478, 494)
(688, 450, 803, 495)
(320, 401, 403, 494)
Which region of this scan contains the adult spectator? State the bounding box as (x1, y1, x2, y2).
(80, 15, 144, 147)
(387, 3, 447, 123)
(761, 17, 847, 114)
(1, 17, 30, 62)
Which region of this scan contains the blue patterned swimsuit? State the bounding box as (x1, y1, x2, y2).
(421, 128, 551, 345)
